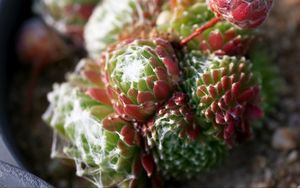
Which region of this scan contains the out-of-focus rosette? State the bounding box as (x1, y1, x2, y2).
(37, 0, 100, 46)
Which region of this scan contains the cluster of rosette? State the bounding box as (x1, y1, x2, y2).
(43, 0, 276, 187)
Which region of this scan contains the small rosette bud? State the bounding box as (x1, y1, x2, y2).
(207, 0, 273, 28)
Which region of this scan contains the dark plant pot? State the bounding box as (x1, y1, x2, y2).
(0, 0, 51, 186)
(0, 160, 51, 187)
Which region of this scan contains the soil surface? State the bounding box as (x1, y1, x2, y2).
(8, 1, 300, 187)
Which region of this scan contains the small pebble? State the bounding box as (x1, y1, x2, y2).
(272, 128, 298, 151)
(287, 151, 299, 164)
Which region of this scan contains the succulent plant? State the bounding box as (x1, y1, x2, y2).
(181, 50, 263, 146)
(43, 59, 151, 187)
(39, 0, 99, 45)
(38, 0, 279, 186)
(157, 1, 252, 56)
(146, 92, 226, 179)
(84, 0, 162, 59)
(104, 38, 180, 123)
(207, 0, 273, 29)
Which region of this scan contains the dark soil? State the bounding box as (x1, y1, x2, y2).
(8, 1, 300, 188)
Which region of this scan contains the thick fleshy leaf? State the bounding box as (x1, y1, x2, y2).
(163, 58, 180, 77)
(208, 85, 218, 98)
(231, 82, 241, 98)
(83, 70, 102, 86)
(146, 76, 157, 89)
(224, 122, 235, 140)
(223, 90, 232, 105)
(153, 80, 171, 101)
(238, 87, 255, 103)
(216, 113, 225, 124)
(86, 88, 111, 105)
(155, 67, 169, 81)
(90, 106, 113, 119)
(137, 91, 155, 104)
(208, 31, 224, 50)
(221, 76, 230, 91)
(200, 41, 210, 51)
(102, 114, 127, 132)
(106, 85, 119, 102)
(141, 154, 154, 177)
(119, 93, 134, 105)
(124, 104, 151, 122)
(121, 125, 136, 146)
(186, 127, 201, 140)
